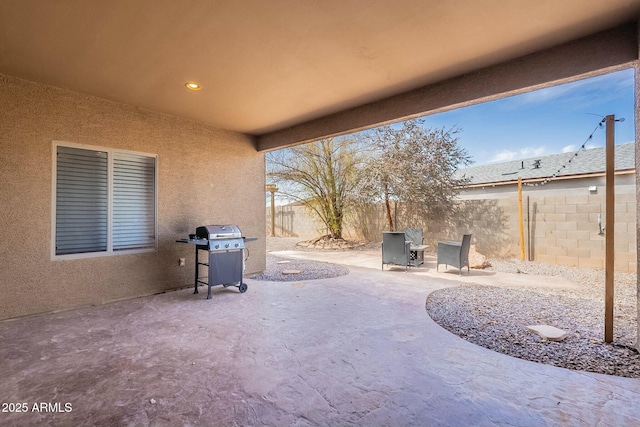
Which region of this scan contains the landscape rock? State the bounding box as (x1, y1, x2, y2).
(526, 325, 568, 341)
(469, 245, 490, 269)
(296, 236, 366, 250)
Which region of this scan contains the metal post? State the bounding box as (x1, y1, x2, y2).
(270, 190, 276, 236)
(518, 177, 525, 261)
(266, 184, 278, 237)
(194, 246, 199, 294)
(527, 195, 531, 261)
(604, 115, 615, 343)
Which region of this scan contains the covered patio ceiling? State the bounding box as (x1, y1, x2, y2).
(1, 0, 639, 149)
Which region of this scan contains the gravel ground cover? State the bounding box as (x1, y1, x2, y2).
(428, 258, 640, 377)
(251, 236, 381, 281)
(251, 238, 351, 281)
(265, 236, 380, 252)
(250, 254, 350, 282)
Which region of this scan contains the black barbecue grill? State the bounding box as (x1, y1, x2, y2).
(177, 225, 257, 299)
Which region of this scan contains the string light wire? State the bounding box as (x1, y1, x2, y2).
(522, 119, 604, 187)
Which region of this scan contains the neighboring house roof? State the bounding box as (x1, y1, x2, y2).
(457, 142, 635, 186)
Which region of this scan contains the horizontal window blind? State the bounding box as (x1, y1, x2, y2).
(113, 152, 156, 251)
(54, 144, 157, 258)
(56, 146, 108, 255)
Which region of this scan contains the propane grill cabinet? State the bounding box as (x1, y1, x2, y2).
(176, 225, 257, 299)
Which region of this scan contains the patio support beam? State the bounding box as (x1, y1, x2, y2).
(636, 20, 640, 352)
(257, 21, 638, 151)
(604, 115, 615, 343)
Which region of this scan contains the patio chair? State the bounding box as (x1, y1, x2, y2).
(404, 228, 428, 267)
(382, 232, 411, 271)
(436, 234, 472, 275)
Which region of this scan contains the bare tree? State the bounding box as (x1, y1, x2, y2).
(355, 119, 472, 231)
(266, 137, 360, 240)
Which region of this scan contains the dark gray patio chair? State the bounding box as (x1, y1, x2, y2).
(404, 228, 428, 267)
(382, 232, 410, 271)
(436, 234, 472, 275)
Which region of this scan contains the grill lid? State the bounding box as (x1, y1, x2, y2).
(196, 224, 242, 240)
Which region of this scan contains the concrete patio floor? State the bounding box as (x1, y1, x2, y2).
(1, 252, 639, 426)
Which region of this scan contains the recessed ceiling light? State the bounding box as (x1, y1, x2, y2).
(185, 82, 201, 91)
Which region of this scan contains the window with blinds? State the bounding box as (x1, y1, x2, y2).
(55, 147, 108, 255)
(54, 144, 157, 258)
(113, 153, 156, 251)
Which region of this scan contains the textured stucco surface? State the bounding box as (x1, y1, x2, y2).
(258, 23, 638, 150)
(0, 74, 266, 320)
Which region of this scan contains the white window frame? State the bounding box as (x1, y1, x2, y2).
(51, 141, 158, 260)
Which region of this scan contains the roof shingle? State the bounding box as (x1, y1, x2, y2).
(456, 142, 635, 185)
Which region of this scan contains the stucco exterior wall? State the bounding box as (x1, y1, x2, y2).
(0, 74, 266, 320)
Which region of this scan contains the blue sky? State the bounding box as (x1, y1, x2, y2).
(418, 67, 635, 166)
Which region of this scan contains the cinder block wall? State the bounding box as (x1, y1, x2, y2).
(266, 203, 369, 241)
(453, 174, 637, 272)
(268, 174, 637, 272)
(0, 74, 266, 320)
(267, 204, 326, 239)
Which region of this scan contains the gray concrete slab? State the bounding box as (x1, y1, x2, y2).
(1, 259, 638, 426)
(273, 250, 583, 290)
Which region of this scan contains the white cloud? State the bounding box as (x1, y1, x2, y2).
(563, 142, 603, 153)
(515, 85, 575, 105)
(488, 146, 546, 163)
(505, 68, 634, 109)
(490, 150, 517, 162)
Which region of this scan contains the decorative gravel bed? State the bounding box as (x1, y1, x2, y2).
(265, 236, 380, 252)
(427, 258, 640, 378)
(250, 254, 349, 282)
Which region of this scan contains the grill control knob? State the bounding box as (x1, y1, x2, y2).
(225, 244, 229, 248)
(214, 244, 220, 249)
(234, 243, 239, 248)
